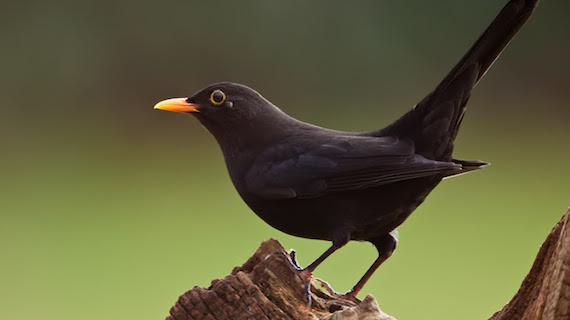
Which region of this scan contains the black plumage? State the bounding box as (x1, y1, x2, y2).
(154, 0, 538, 301)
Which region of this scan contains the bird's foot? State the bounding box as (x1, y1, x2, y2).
(339, 290, 362, 304)
(289, 249, 303, 270)
(313, 278, 362, 304)
(271, 251, 314, 307)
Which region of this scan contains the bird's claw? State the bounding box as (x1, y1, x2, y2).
(303, 281, 313, 309)
(340, 290, 362, 304)
(313, 278, 362, 304)
(313, 278, 336, 296)
(269, 250, 303, 272)
(289, 249, 303, 270)
(272, 251, 314, 308)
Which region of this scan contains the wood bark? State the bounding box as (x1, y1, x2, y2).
(489, 209, 570, 320)
(166, 209, 570, 320)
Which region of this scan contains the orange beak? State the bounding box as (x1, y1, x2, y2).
(153, 98, 200, 113)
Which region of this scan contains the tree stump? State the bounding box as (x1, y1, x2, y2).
(166, 209, 570, 320)
(490, 209, 570, 320)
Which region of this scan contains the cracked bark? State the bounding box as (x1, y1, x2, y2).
(166, 209, 570, 320)
(490, 209, 570, 320)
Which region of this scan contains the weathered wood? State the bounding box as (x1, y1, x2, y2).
(166, 209, 570, 320)
(166, 239, 394, 320)
(489, 209, 570, 320)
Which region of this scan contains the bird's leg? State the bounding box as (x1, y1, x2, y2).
(296, 244, 341, 306)
(341, 230, 399, 303)
(281, 237, 347, 307)
(342, 251, 393, 302)
(277, 246, 337, 274)
(305, 244, 339, 272)
(312, 252, 392, 303)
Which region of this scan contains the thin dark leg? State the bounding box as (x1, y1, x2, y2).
(343, 230, 399, 302)
(305, 244, 339, 272)
(344, 251, 392, 300)
(280, 244, 340, 273)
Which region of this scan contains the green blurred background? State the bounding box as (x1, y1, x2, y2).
(1, 1, 569, 319)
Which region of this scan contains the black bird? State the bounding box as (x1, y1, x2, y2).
(154, 0, 538, 301)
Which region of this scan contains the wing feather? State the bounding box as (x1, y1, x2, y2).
(245, 135, 460, 199)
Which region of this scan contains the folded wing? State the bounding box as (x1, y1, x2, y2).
(245, 136, 461, 199)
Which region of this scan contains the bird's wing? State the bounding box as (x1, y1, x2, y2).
(245, 136, 461, 199)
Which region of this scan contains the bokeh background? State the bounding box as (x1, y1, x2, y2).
(1, 1, 569, 319)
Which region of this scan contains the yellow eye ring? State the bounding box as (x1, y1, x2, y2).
(209, 89, 226, 105)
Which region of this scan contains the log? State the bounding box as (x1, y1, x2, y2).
(489, 209, 570, 320)
(166, 209, 570, 320)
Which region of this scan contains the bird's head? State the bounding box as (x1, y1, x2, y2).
(154, 82, 297, 150)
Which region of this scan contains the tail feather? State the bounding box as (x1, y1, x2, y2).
(453, 158, 490, 171)
(443, 158, 490, 179)
(376, 0, 539, 161)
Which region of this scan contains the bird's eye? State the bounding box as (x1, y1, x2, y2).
(209, 90, 226, 106)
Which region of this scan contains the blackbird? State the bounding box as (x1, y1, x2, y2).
(154, 0, 538, 301)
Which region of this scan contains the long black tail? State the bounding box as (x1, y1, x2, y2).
(376, 0, 539, 161)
